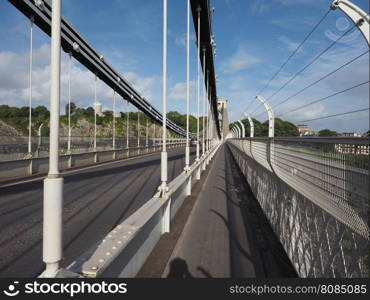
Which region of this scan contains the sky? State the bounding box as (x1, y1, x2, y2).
(0, 0, 369, 134)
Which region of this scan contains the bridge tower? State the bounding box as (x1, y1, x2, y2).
(217, 98, 229, 141)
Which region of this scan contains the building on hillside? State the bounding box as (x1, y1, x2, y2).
(113, 112, 121, 118)
(341, 132, 360, 137)
(94, 102, 104, 117)
(296, 124, 315, 136)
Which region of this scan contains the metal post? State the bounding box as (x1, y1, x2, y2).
(196, 6, 201, 162)
(244, 112, 254, 138)
(67, 52, 72, 154)
(146, 118, 149, 150)
(153, 123, 156, 146)
(93, 74, 97, 151)
(28, 17, 34, 157)
(126, 100, 129, 149)
(160, 0, 168, 195)
(238, 120, 245, 138)
(202, 48, 206, 156)
(331, 0, 370, 45)
(37, 123, 44, 158)
(42, 0, 63, 278)
(137, 110, 140, 148)
(206, 70, 209, 152)
(184, 0, 190, 171)
(256, 95, 275, 137)
(112, 89, 116, 150)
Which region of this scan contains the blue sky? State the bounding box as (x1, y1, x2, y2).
(0, 0, 369, 133)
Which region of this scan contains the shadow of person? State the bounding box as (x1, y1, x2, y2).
(167, 258, 193, 278)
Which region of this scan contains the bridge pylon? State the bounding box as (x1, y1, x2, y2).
(217, 98, 229, 141)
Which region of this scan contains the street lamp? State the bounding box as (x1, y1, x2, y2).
(184, 0, 190, 172)
(27, 17, 34, 158)
(160, 0, 168, 196)
(42, 0, 63, 278)
(196, 5, 201, 162)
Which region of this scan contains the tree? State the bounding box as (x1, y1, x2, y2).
(33, 106, 49, 119)
(65, 102, 76, 116)
(318, 129, 338, 137)
(84, 107, 95, 118)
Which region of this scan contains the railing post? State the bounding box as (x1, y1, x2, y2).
(244, 112, 254, 138)
(256, 95, 274, 138)
(162, 198, 171, 234)
(331, 0, 370, 45)
(238, 120, 245, 138)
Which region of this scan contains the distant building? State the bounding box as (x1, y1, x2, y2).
(296, 124, 315, 136)
(336, 132, 368, 155)
(341, 132, 360, 137)
(94, 102, 104, 117)
(113, 112, 121, 118)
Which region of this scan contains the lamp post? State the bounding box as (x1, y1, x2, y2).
(202, 48, 206, 156)
(28, 17, 34, 157)
(112, 89, 116, 150)
(196, 5, 201, 161)
(184, 0, 190, 172)
(146, 118, 149, 151)
(126, 99, 130, 149)
(42, 0, 62, 278)
(93, 73, 97, 151)
(160, 0, 168, 195)
(206, 70, 209, 152)
(137, 109, 140, 148)
(67, 52, 72, 154)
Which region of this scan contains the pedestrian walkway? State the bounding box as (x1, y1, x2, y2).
(160, 144, 297, 278)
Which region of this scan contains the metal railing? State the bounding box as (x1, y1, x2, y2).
(227, 137, 369, 278)
(0, 136, 184, 161)
(0, 137, 186, 181)
(58, 142, 221, 277)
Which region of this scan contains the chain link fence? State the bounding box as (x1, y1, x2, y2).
(227, 137, 369, 278)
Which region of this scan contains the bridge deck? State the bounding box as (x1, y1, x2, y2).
(0, 147, 194, 277)
(140, 144, 297, 278)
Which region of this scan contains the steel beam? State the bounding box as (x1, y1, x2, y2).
(8, 0, 189, 137)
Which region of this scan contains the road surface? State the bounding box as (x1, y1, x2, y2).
(0, 147, 195, 277)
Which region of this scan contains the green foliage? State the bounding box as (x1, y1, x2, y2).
(318, 129, 338, 136)
(1, 104, 202, 137)
(166, 111, 202, 133)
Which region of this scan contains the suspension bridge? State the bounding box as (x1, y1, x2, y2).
(0, 0, 369, 279)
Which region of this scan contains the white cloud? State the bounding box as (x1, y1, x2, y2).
(277, 36, 300, 52)
(0, 44, 160, 113)
(174, 32, 195, 49)
(222, 46, 260, 74)
(169, 80, 196, 101)
(250, 0, 270, 16)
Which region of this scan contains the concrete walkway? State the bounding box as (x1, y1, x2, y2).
(162, 144, 297, 278)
